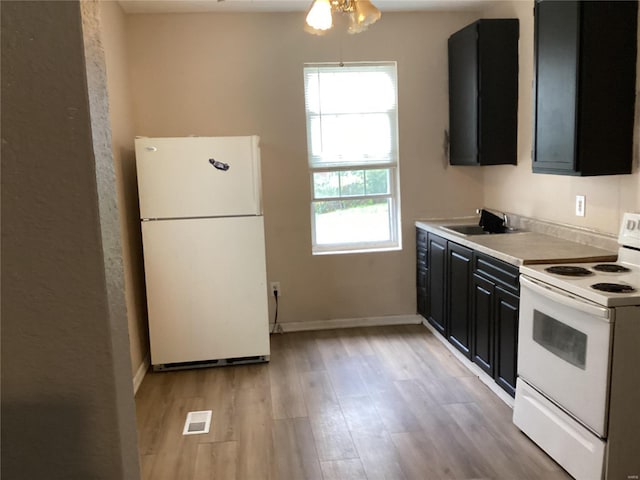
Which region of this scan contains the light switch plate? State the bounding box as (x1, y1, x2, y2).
(576, 195, 586, 217)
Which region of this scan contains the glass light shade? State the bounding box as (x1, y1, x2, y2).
(347, 12, 367, 34)
(353, 0, 381, 27)
(305, 0, 333, 31)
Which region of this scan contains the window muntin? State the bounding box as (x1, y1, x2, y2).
(304, 62, 400, 254)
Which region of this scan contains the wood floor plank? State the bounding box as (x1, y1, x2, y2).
(339, 395, 387, 436)
(269, 346, 307, 419)
(393, 379, 451, 432)
(339, 327, 375, 356)
(299, 371, 361, 461)
(234, 385, 276, 479)
(300, 370, 339, 414)
(193, 441, 238, 480)
(286, 331, 326, 373)
(307, 405, 359, 462)
(325, 355, 369, 398)
(320, 458, 368, 480)
(352, 431, 407, 480)
(272, 418, 323, 480)
(354, 353, 397, 395)
(370, 385, 422, 434)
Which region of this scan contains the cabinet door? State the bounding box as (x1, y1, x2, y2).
(448, 22, 478, 165)
(471, 273, 494, 375)
(533, 0, 636, 176)
(416, 229, 428, 318)
(494, 286, 519, 397)
(533, 0, 579, 174)
(417, 267, 428, 318)
(447, 243, 473, 358)
(427, 234, 447, 334)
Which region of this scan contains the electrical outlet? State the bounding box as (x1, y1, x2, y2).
(576, 195, 586, 217)
(270, 282, 281, 297)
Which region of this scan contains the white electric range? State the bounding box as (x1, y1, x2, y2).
(513, 213, 640, 480)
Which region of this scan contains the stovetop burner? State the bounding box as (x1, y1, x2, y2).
(592, 264, 632, 273)
(591, 283, 636, 293)
(545, 266, 593, 277)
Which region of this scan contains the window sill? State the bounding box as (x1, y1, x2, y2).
(312, 245, 402, 256)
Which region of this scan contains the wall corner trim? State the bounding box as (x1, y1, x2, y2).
(133, 354, 150, 394)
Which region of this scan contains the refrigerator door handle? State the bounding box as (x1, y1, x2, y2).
(209, 158, 230, 171)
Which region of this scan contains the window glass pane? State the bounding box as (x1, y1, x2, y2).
(313, 172, 339, 198)
(309, 113, 393, 165)
(304, 66, 396, 114)
(339, 170, 364, 196)
(365, 169, 389, 195)
(533, 310, 587, 369)
(314, 198, 391, 245)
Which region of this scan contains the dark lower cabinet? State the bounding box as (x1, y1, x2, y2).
(447, 243, 473, 357)
(494, 286, 519, 396)
(416, 229, 428, 318)
(427, 234, 447, 335)
(471, 273, 494, 376)
(416, 228, 520, 397)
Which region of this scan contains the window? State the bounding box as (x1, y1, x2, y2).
(304, 62, 401, 254)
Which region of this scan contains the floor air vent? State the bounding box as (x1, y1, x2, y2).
(183, 410, 212, 435)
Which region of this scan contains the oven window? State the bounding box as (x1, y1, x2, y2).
(533, 310, 587, 369)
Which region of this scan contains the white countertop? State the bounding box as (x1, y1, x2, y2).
(415, 218, 618, 267)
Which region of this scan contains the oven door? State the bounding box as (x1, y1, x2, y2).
(517, 275, 613, 437)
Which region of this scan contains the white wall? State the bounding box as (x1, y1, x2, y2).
(1, 1, 140, 477)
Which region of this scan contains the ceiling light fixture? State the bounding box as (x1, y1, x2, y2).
(305, 0, 381, 35)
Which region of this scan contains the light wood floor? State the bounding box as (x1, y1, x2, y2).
(135, 325, 571, 480)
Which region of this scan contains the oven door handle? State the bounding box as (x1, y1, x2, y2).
(520, 275, 611, 320)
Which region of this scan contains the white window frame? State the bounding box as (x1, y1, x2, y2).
(304, 61, 401, 255)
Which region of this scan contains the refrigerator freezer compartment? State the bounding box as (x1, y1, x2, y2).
(136, 136, 262, 219)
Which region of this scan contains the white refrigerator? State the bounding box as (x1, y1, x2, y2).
(135, 135, 270, 370)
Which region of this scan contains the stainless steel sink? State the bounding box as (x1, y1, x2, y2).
(440, 224, 523, 236)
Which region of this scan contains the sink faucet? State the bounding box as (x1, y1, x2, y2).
(477, 208, 509, 229)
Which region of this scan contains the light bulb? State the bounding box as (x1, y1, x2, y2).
(305, 0, 333, 31)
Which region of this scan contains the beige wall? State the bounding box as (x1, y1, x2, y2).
(481, 1, 640, 235)
(1, 1, 139, 477)
(125, 11, 484, 324)
(100, 1, 149, 379)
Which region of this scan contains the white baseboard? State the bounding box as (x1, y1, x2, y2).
(274, 314, 423, 333)
(421, 319, 514, 408)
(133, 354, 150, 395)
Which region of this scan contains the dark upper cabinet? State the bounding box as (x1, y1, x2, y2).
(533, 0, 638, 176)
(448, 19, 519, 166)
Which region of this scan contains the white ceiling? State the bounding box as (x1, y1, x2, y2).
(119, 0, 493, 14)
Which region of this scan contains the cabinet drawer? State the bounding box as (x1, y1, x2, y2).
(474, 253, 519, 293)
(416, 228, 427, 249)
(417, 249, 427, 268)
(417, 268, 427, 290)
(416, 229, 428, 268)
